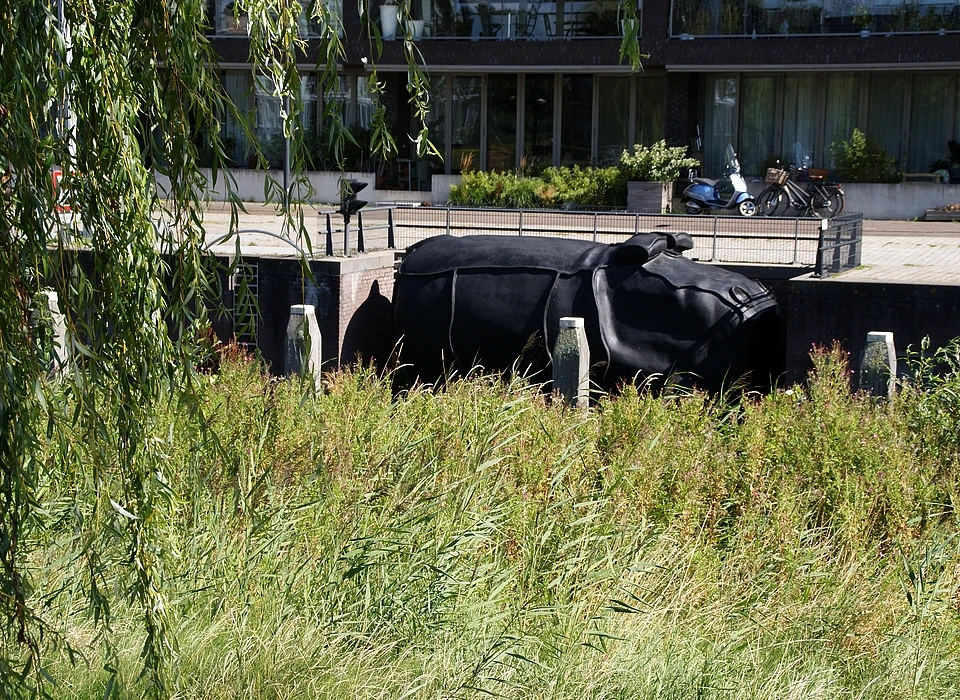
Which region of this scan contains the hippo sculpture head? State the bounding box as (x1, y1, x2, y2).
(393, 232, 779, 391)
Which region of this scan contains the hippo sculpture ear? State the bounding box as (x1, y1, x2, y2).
(665, 232, 694, 252)
(612, 233, 669, 265)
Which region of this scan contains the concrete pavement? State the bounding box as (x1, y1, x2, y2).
(839, 219, 960, 284)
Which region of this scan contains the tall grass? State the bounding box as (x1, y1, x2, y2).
(30, 344, 960, 698)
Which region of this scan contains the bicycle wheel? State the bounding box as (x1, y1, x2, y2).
(812, 185, 844, 219)
(826, 185, 845, 216)
(758, 186, 789, 217)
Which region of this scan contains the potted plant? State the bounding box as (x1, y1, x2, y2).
(853, 2, 872, 36)
(379, 1, 400, 39)
(222, 1, 248, 33)
(406, 17, 426, 39)
(619, 140, 700, 213)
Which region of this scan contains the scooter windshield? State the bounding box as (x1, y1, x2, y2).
(725, 144, 740, 171)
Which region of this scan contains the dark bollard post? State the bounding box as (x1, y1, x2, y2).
(553, 317, 589, 411)
(387, 208, 395, 249)
(859, 331, 897, 398)
(357, 211, 365, 253)
(325, 213, 334, 257)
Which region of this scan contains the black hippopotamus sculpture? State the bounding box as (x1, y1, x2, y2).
(393, 232, 779, 390)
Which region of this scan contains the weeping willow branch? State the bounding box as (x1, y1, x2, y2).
(0, 0, 447, 693)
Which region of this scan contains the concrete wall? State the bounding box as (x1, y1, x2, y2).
(154, 170, 461, 206)
(839, 182, 960, 221)
(741, 180, 959, 220)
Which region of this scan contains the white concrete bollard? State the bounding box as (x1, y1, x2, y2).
(286, 304, 322, 391)
(553, 317, 590, 411)
(33, 291, 70, 377)
(859, 331, 897, 397)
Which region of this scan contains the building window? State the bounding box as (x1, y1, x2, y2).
(702, 74, 737, 175)
(909, 74, 951, 173)
(780, 74, 818, 169)
(451, 76, 481, 173)
(560, 75, 593, 165)
(424, 75, 448, 175)
(824, 73, 859, 158)
(597, 76, 631, 165)
(222, 70, 254, 166)
(487, 75, 518, 171)
(524, 75, 555, 169)
(867, 73, 905, 168)
(636, 76, 665, 148)
(739, 75, 776, 176)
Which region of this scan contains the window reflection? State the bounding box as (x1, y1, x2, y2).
(452, 76, 482, 172)
(487, 75, 518, 171)
(524, 75, 554, 169)
(560, 75, 592, 165)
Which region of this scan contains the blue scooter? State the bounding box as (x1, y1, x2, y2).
(681, 144, 757, 216)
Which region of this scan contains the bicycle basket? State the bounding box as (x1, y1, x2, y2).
(765, 168, 788, 185)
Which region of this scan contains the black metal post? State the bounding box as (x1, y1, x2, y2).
(814, 227, 825, 277)
(357, 211, 365, 253)
(387, 208, 395, 249)
(325, 213, 334, 256)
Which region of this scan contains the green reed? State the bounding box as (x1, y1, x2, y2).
(29, 343, 960, 698)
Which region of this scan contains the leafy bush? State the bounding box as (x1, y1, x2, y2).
(830, 128, 902, 183)
(618, 140, 700, 182)
(449, 166, 626, 208)
(541, 165, 626, 207)
(448, 170, 540, 207)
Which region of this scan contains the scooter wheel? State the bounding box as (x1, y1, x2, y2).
(738, 199, 758, 217)
(684, 202, 702, 215)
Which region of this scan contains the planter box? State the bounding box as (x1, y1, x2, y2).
(627, 181, 674, 214)
(925, 209, 960, 222)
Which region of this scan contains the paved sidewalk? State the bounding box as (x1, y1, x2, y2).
(837, 219, 960, 284)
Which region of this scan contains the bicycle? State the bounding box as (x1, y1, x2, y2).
(757, 164, 844, 218)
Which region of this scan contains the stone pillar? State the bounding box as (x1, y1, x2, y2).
(286, 305, 323, 391)
(859, 331, 897, 397)
(553, 317, 590, 411)
(33, 291, 70, 376)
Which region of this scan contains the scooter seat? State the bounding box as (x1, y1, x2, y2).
(691, 178, 719, 187)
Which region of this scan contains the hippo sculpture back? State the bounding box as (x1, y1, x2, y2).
(393, 233, 779, 391)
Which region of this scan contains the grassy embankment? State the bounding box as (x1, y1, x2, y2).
(33, 343, 960, 698)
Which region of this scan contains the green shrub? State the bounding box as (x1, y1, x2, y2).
(542, 165, 626, 207)
(619, 140, 700, 182)
(449, 166, 626, 208)
(830, 128, 902, 183)
(448, 170, 541, 207)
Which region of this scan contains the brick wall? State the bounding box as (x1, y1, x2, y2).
(315, 253, 396, 367)
(664, 72, 694, 148)
(212, 252, 395, 374)
(780, 278, 960, 385)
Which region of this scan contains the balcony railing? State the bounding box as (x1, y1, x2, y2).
(381, 0, 640, 39)
(207, 0, 337, 37)
(671, 0, 960, 37)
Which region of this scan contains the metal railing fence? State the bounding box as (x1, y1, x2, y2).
(318, 205, 863, 274)
(814, 213, 863, 278)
